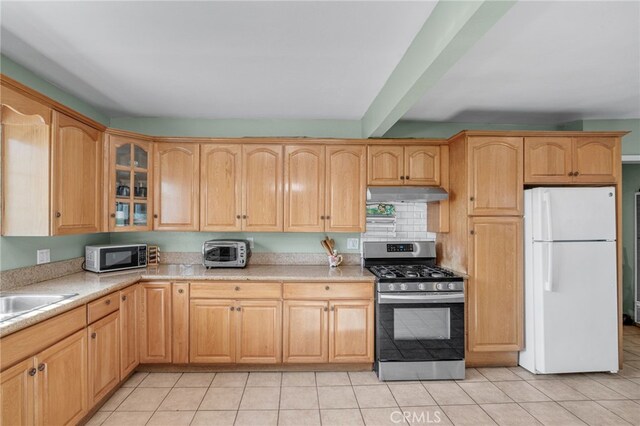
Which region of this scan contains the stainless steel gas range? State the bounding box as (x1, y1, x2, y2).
(363, 241, 465, 381)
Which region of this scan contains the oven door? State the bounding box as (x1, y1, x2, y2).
(99, 246, 142, 272)
(376, 292, 464, 362)
(203, 244, 239, 265)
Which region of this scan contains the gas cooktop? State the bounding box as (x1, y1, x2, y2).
(368, 264, 460, 280)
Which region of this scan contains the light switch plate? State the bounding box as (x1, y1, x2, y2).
(246, 237, 254, 249)
(37, 249, 50, 265)
(347, 238, 360, 250)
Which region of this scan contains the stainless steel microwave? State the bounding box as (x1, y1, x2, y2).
(85, 244, 147, 273)
(202, 239, 251, 268)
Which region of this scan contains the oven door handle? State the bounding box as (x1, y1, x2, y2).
(378, 293, 464, 304)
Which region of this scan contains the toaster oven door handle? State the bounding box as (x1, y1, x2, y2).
(378, 293, 464, 304)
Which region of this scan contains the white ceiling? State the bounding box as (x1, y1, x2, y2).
(0, 1, 436, 119)
(403, 1, 640, 124)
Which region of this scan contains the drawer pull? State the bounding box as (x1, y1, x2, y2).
(28, 368, 36, 377)
(235, 286, 240, 291)
(105, 299, 111, 305)
(37, 363, 45, 372)
(178, 289, 184, 294)
(325, 286, 330, 291)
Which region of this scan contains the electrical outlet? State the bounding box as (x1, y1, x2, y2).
(37, 249, 50, 265)
(346, 238, 360, 250)
(246, 237, 255, 249)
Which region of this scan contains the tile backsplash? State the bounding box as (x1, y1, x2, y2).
(362, 202, 436, 243)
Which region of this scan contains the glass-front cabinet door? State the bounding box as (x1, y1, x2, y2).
(108, 134, 153, 231)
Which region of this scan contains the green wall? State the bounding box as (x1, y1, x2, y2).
(622, 165, 640, 316)
(109, 232, 360, 255)
(382, 120, 559, 137)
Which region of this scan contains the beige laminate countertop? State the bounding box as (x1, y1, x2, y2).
(0, 264, 374, 337)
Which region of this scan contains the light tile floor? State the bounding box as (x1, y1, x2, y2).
(88, 326, 640, 425)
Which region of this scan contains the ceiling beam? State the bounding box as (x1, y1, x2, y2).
(361, 0, 516, 138)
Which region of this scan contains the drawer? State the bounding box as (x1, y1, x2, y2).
(283, 282, 373, 300)
(87, 292, 119, 323)
(190, 282, 282, 299)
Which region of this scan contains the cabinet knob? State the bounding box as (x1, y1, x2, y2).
(236, 215, 241, 219)
(320, 215, 325, 220)
(574, 171, 579, 176)
(37, 363, 45, 372)
(28, 368, 37, 377)
(105, 299, 111, 305)
(470, 230, 475, 235)
(326, 216, 330, 220)
(325, 286, 330, 290)
(400, 176, 405, 180)
(568, 172, 574, 176)
(242, 215, 247, 219)
(323, 307, 328, 312)
(237, 307, 242, 311)
(178, 289, 184, 294)
(121, 295, 127, 301)
(110, 213, 116, 218)
(469, 197, 475, 202)
(230, 306, 235, 311)
(330, 306, 335, 311)
(154, 214, 158, 218)
(91, 332, 97, 339)
(55, 211, 61, 218)
(235, 286, 240, 291)
(405, 175, 410, 180)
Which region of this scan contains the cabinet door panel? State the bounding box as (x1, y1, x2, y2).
(201, 144, 242, 231)
(468, 137, 523, 216)
(1, 86, 51, 236)
(368, 146, 404, 185)
(35, 329, 88, 426)
(326, 145, 366, 232)
(284, 145, 325, 232)
(52, 112, 101, 235)
(524, 137, 572, 184)
(154, 143, 199, 230)
(190, 300, 235, 363)
(405, 146, 440, 185)
(573, 137, 618, 183)
(88, 312, 119, 406)
(468, 217, 523, 352)
(236, 301, 282, 364)
(329, 300, 373, 363)
(243, 145, 283, 231)
(283, 301, 328, 363)
(0, 358, 34, 426)
(139, 284, 172, 363)
(119, 285, 139, 378)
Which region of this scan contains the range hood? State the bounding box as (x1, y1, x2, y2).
(366, 186, 448, 203)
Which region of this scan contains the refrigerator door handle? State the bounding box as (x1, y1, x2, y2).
(544, 242, 554, 292)
(543, 191, 553, 241)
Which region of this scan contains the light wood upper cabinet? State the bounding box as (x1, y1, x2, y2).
(524, 137, 573, 183)
(236, 300, 282, 364)
(405, 146, 440, 185)
(284, 145, 326, 232)
(326, 145, 366, 232)
(242, 145, 283, 231)
(119, 285, 139, 378)
(172, 283, 190, 364)
(0, 358, 34, 426)
(107, 134, 153, 232)
(329, 300, 374, 363)
(35, 329, 88, 426)
(283, 300, 329, 363)
(468, 216, 523, 352)
(154, 142, 200, 231)
(200, 144, 242, 231)
(468, 136, 523, 216)
(88, 312, 119, 406)
(190, 299, 235, 363)
(1, 86, 51, 236)
(368, 145, 404, 185)
(573, 137, 618, 183)
(368, 145, 440, 186)
(52, 111, 102, 235)
(139, 283, 172, 363)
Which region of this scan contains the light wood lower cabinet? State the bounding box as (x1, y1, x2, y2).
(119, 285, 139, 378)
(172, 283, 190, 364)
(236, 300, 282, 364)
(190, 299, 235, 363)
(139, 283, 172, 363)
(88, 312, 119, 406)
(283, 299, 374, 364)
(35, 329, 88, 426)
(0, 358, 35, 426)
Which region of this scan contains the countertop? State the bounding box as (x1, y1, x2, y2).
(0, 264, 374, 337)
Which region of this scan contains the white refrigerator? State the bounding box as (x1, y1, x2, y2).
(519, 187, 618, 374)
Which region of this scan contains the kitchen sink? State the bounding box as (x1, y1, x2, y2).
(0, 293, 78, 322)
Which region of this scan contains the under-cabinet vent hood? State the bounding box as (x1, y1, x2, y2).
(366, 186, 448, 203)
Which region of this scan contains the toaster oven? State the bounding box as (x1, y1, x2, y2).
(202, 239, 251, 268)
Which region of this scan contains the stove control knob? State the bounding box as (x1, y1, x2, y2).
(418, 283, 425, 291)
(436, 283, 445, 291)
(387, 284, 395, 291)
(400, 283, 408, 291)
(448, 283, 456, 290)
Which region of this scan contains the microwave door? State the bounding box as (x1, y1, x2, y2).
(100, 247, 138, 271)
